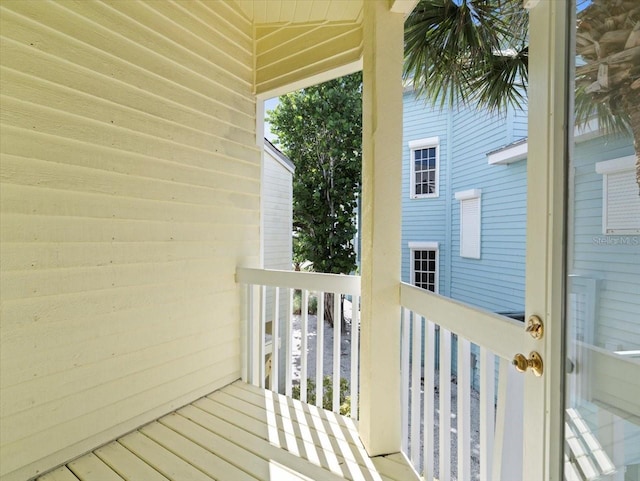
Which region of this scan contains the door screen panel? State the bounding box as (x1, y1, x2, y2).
(565, 1, 640, 478)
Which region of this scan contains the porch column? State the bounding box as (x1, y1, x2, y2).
(359, 0, 404, 456)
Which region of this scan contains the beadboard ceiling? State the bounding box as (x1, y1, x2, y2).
(231, 0, 363, 25)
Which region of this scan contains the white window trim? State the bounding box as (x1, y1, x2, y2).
(487, 140, 527, 165)
(454, 189, 482, 201)
(409, 137, 440, 199)
(486, 118, 602, 165)
(408, 241, 439, 293)
(595, 155, 639, 235)
(455, 189, 482, 259)
(595, 155, 635, 175)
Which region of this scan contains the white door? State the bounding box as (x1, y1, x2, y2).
(527, 0, 640, 479)
(401, 8, 566, 463)
(562, 0, 640, 478)
(403, 1, 639, 480)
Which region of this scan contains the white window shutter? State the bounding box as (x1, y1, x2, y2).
(596, 156, 640, 235)
(455, 189, 481, 259)
(604, 171, 640, 234)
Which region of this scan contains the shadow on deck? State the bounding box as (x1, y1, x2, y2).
(38, 381, 420, 481)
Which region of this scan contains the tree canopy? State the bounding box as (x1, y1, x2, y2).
(267, 73, 362, 275)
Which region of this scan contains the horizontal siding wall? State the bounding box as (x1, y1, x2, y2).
(262, 150, 293, 320)
(570, 136, 639, 350)
(402, 91, 527, 313)
(510, 100, 528, 141)
(263, 152, 293, 271)
(0, 1, 258, 480)
(450, 107, 526, 313)
(401, 93, 449, 292)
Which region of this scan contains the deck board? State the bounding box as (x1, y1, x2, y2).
(38, 466, 80, 481)
(160, 412, 271, 480)
(37, 381, 420, 481)
(177, 404, 348, 481)
(199, 391, 374, 471)
(68, 453, 125, 481)
(141, 421, 257, 481)
(119, 431, 214, 481)
(94, 442, 170, 481)
(193, 395, 363, 479)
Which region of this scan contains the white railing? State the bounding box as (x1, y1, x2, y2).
(399, 282, 525, 481)
(236, 267, 361, 419)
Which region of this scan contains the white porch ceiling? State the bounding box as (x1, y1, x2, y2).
(231, 0, 363, 25)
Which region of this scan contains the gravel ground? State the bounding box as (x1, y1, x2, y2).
(290, 304, 483, 480)
(291, 310, 353, 383)
(411, 374, 482, 480)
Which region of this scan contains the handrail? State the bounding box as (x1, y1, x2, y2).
(400, 282, 522, 359)
(237, 267, 361, 420)
(237, 267, 361, 294)
(399, 283, 526, 480)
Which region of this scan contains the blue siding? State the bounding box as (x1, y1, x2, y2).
(402, 94, 528, 391)
(402, 91, 527, 315)
(449, 106, 527, 313)
(511, 100, 528, 141)
(402, 93, 450, 293)
(570, 136, 639, 350)
(401, 90, 638, 394)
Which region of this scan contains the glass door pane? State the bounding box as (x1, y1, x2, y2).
(565, 1, 640, 479)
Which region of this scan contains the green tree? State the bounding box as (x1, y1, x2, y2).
(404, 0, 639, 188)
(268, 73, 362, 325)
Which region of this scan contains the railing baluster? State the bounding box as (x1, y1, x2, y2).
(349, 294, 360, 420)
(410, 312, 422, 467)
(272, 287, 280, 392)
(401, 308, 410, 454)
(480, 347, 495, 481)
(240, 284, 251, 383)
(285, 287, 293, 397)
(457, 336, 471, 481)
(250, 284, 259, 386)
(332, 292, 341, 413)
(424, 319, 435, 481)
(258, 285, 266, 388)
(316, 292, 325, 409)
(236, 268, 361, 417)
(301, 289, 309, 403)
(493, 357, 524, 481)
(439, 327, 452, 481)
(394, 281, 525, 481)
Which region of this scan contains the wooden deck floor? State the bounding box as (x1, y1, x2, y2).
(38, 381, 419, 481)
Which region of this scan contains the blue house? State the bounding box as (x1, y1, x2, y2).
(401, 89, 640, 405)
(402, 86, 639, 348)
(401, 88, 529, 317)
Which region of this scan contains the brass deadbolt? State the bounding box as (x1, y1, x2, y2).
(526, 315, 544, 340)
(512, 351, 544, 377)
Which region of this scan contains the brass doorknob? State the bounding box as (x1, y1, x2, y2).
(512, 351, 543, 377)
(525, 315, 544, 340)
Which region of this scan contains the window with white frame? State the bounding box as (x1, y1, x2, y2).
(409, 137, 439, 198)
(409, 242, 438, 292)
(595, 156, 640, 234)
(455, 189, 482, 259)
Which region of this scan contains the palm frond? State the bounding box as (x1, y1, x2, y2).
(469, 45, 528, 112)
(404, 0, 529, 113)
(574, 85, 632, 137)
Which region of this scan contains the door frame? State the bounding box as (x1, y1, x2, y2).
(526, 0, 570, 479)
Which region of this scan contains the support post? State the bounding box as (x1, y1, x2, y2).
(359, 0, 404, 456)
